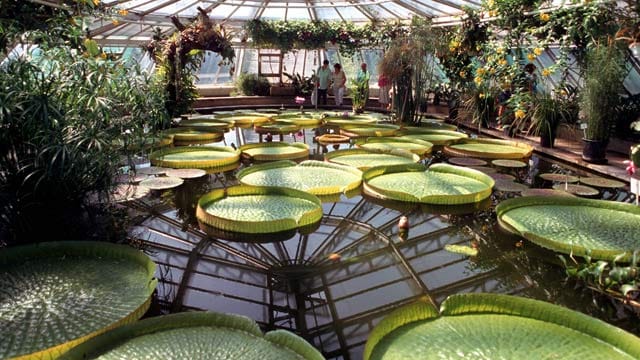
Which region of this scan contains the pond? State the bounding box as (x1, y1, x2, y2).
(128, 113, 638, 359)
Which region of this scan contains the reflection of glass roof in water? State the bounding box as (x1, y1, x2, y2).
(93, 0, 480, 45)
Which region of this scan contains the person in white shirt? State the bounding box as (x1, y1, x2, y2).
(331, 63, 347, 107)
(315, 59, 331, 106)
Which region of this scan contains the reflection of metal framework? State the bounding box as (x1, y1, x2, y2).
(129, 180, 525, 359)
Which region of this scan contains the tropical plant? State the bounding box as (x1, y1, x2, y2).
(146, 8, 235, 117)
(60, 312, 324, 360)
(529, 92, 572, 147)
(581, 41, 627, 143)
(283, 72, 315, 96)
(363, 293, 640, 360)
(350, 76, 369, 113)
(234, 72, 272, 96)
(0, 241, 157, 359)
(497, 196, 640, 262)
(463, 88, 495, 129)
(0, 37, 168, 244)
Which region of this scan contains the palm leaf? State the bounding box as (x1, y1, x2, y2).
(497, 196, 640, 261)
(0, 242, 156, 360)
(60, 312, 324, 360)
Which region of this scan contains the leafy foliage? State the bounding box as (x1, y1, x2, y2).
(0, 36, 167, 243)
(234, 72, 272, 96)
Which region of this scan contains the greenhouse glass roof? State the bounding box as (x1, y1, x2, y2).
(91, 0, 480, 44)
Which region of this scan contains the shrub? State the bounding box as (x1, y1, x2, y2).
(234, 72, 271, 96)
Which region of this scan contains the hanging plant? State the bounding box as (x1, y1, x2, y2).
(147, 7, 235, 117)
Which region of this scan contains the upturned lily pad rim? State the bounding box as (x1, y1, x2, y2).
(356, 137, 434, 156)
(325, 148, 420, 170)
(239, 142, 309, 161)
(254, 123, 300, 134)
(364, 293, 640, 360)
(444, 138, 534, 159)
(399, 123, 459, 132)
(60, 312, 324, 360)
(340, 124, 400, 137)
(497, 196, 640, 261)
(579, 177, 627, 188)
(362, 163, 494, 205)
(150, 146, 240, 170)
(237, 160, 362, 196)
(538, 173, 580, 183)
(196, 185, 323, 235)
(139, 176, 184, 190)
(1, 241, 157, 360)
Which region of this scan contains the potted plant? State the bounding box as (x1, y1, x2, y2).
(530, 92, 571, 148)
(580, 41, 627, 164)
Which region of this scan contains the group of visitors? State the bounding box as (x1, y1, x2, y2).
(315, 60, 391, 109)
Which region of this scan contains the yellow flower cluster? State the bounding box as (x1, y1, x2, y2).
(118, 9, 129, 16)
(459, 71, 467, 78)
(477, 68, 486, 76)
(526, 53, 536, 61)
(515, 109, 526, 120)
(93, 0, 99, 5)
(112, 19, 120, 25)
(541, 68, 551, 77)
(533, 47, 544, 56)
(449, 40, 460, 53)
(540, 13, 550, 22)
(498, 59, 508, 66)
(496, 48, 504, 54)
(479, 93, 486, 99)
(488, 10, 498, 17)
(474, 76, 483, 85)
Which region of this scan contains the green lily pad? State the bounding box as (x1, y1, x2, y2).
(237, 160, 362, 197)
(447, 157, 487, 166)
(214, 114, 270, 128)
(494, 180, 529, 192)
(445, 139, 533, 159)
(0, 242, 156, 360)
(401, 123, 458, 132)
(255, 123, 300, 134)
(340, 124, 400, 137)
(164, 168, 208, 179)
(579, 177, 626, 189)
(363, 163, 494, 205)
(136, 166, 169, 176)
(139, 176, 184, 190)
(196, 186, 323, 236)
(178, 119, 234, 131)
(364, 293, 640, 360)
(552, 183, 599, 197)
(400, 130, 468, 146)
(169, 129, 224, 145)
(150, 146, 240, 170)
(489, 173, 516, 181)
(357, 137, 433, 156)
(521, 188, 576, 197)
(315, 134, 350, 144)
(110, 184, 150, 203)
(443, 244, 478, 256)
(497, 196, 640, 261)
(274, 116, 322, 127)
(240, 142, 309, 161)
(491, 159, 528, 168)
(538, 173, 579, 183)
(61, 312, 323, 360)
(325, 148, 419, 170)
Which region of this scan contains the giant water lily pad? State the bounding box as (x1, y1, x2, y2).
(214, 114, 271, 128)
(341, 124, 400, 137)
(196, 186, 323, 237)
(497, 196, 640, 261)
(400, 123, 459, 133)
(579, 177, 626, 189)
(178, 119, 234, 131)
(445, 138, 533, 159)
(323, 114, 378, 126)
(274, 115, 322, 127)
(139, 176, 184, 190)
(0, 242, 156, 359)
(364, 293, 640, 360)
(237, 160, 362, 196)
(150, 146, 240, 170)
(255, 123, 300, 135)
(325, 149, 419, 170)
(169, 129, 224, 145)
(61, 312, 324, 360)
(400, 130, 468, 146)
(552, 183, 599, 197)
(240, 142, 309, 161)
(357, 137, 433, 156)
(363, 163, 494, 205)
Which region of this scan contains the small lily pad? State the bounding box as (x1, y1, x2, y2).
(139, 176, 184, 190)
(164, 168, 208, 179)
(492, 159, 527, 168)
(494, 180, 529, 192)
(110, 184, 150, 202)
(579, 177, 626, 189)
(448, 157, 487, 166)
(444, 244, 478, 256)
(552, 184, 599, 197)
(136, 166, 169, 176)
(521, 188, 576, 197)
(538, 173, 579, 183)
(489, 173, 516, 181)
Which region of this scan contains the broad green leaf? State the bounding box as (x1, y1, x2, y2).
(240, 143, 309, 161)
(150, 146, 240, 169)
(497, 196, 640, 261)
(0, 242, 156, 359)
(445, 138, 533, 159)
(237, 160, 362, 196)
(365, 293, 640, 360)
(61, 312, 324, 360)
(325, 149, 419, 170)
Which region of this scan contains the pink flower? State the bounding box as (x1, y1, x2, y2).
(295, 96, 305, 105)
(624, 160, 636, 176)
